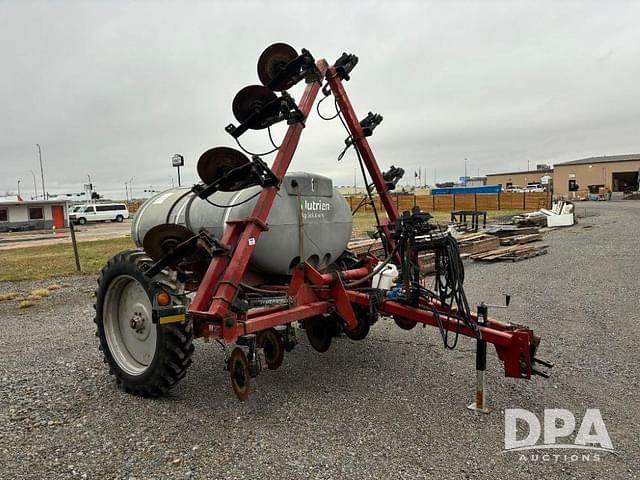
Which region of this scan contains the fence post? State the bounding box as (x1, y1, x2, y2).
(523, 192, 526, 210)
(69, 222, 81, 273)
(497, 192, 501, 210)
(453, 193, 456, 210)
(432, 195, 435, 211)
(474, 192, 477, 211)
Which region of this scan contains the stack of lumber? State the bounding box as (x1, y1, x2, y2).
(512, 211, 548, 226)
(418, 252, 436, 275)
(347, 238, 383, 256)
(470, 244, 548, 262)
(456, 232, 501, 255)
(499, 233, 543, 246)
(485, 225, 540, 237)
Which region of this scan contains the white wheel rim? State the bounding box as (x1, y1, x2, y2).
(103, 275, 157, 376)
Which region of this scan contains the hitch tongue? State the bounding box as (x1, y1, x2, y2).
(531, 356, 554, 378)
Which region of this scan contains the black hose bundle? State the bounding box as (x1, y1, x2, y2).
(394, 218, 479, 349)
(429, 234, 478, 348)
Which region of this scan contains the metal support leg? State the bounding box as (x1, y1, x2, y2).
(468, 303, 494, 414)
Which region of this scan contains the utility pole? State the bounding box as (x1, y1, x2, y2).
(28, 170, 38, 199)
(36, 143, 46, 199)
(353, 165, 357, 195)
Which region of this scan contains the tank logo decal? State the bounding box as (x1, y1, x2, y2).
(302, 199, 331, 220)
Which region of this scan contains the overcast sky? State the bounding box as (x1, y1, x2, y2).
(2, 1, 640, 199)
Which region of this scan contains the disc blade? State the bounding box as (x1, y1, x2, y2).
(305, 316, 332, 353)
(229, 347, 251, 401)
(257, 43, 298, 91)
(142, 224, 194, 261)
(197, 146, 250, 190)
(232, 85, 278, 128)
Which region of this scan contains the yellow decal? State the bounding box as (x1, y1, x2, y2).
(159, 314, 186, 324)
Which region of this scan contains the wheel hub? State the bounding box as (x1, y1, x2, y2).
(129, 311, 149, 336)
(103, 276, 157, 375)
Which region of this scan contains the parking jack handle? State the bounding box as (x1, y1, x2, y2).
(468, 302, 493, 414)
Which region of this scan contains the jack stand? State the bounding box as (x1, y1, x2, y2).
(468, 302, 494, 414)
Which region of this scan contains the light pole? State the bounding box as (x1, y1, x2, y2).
(128, 176, 135, 201)
(36, 143, 46, 199)
(124, 182, 129, 202)
(17, 180, 21, 198)
(464, 158, 468, 186)
(27, 170, 38, 199)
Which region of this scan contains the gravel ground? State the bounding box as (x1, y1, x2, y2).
(0, 201, 638, 479)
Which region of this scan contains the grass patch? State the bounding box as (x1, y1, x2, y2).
(0, 292, 20, 301)
(0, 210, 525, 282)
(0, 237, 135, 282)
(30, 288, 50, 298)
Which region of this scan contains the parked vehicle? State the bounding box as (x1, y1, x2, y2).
(68, 205, 87, 216)
(69, 203, 129, 225)
(525, 183, 545, 192)
(504, 185, 524, 193)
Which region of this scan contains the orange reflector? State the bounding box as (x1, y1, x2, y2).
(157, 292, 171, 306)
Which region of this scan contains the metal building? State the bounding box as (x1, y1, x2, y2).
(553, 154, 640, 198)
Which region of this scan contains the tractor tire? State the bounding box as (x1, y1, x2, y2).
(94, 249, 194, 397)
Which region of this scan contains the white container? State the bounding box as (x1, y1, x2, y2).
(372, 264, 399, 291)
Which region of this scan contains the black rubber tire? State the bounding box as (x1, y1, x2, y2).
(94, 249, 194, 397)
(344, 316, 370, 341)
(344, 305, 375, 341)
(115, 215, 124, 222)
(394, 316, 418, 331)
(78, 217, 87, 225)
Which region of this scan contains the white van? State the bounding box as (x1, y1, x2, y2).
(69, 204, 129, 225)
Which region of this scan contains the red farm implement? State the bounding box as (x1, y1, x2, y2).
(94, 43, 551, 406)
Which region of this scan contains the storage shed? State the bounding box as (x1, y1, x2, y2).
(0, 198, 69, 232)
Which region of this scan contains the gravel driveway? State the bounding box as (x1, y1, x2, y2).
(1, 201, 638, 479)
